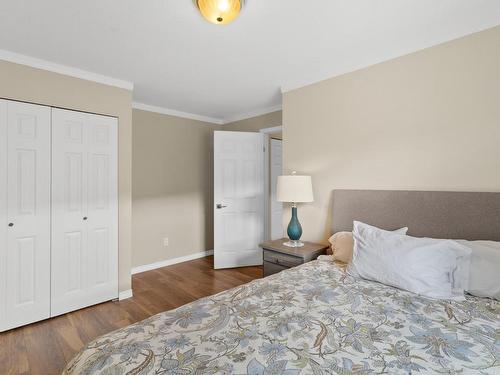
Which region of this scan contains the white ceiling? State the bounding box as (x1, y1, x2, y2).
(1, 1, 500, 123)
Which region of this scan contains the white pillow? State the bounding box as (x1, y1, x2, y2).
(348, 221, 471, 300)
(456, 240, 500, 301)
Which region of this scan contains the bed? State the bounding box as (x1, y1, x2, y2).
(64, 190, 500, 374)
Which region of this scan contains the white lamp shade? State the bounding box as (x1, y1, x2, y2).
(277, 175, 314, 203)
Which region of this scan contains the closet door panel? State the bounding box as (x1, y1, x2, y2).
(2, 101, 51, 331)
(51, 109, 89, 316)
(87, 115, 118, 303)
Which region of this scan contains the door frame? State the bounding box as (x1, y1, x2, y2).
(260, 125, 283, 241)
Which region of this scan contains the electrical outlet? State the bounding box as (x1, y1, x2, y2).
(163, 237, 169, 247)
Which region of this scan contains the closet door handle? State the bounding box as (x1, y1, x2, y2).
(8, 222, 14, 227)
(83, 217, 88, 221)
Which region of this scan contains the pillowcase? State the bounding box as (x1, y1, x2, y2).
(456, 240, 500, 301)
(328, 225, 408, 263)
(348, 221, 471, 300)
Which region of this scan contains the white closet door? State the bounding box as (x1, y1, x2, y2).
(51, 109, 89, 315)
(86, 114, 118, 304)
(0, 100, 51, 331)
(51, 109, 118, 316)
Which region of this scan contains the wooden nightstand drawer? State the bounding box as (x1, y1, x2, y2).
(263, 261, 288, 276)
(263, 250, 302, 268)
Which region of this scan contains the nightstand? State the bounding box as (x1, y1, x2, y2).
(260, 238, 328, 277)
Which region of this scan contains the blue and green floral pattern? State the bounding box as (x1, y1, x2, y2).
(63, 260, 500, 374)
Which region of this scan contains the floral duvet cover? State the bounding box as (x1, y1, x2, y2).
(64, 259, 500, 375)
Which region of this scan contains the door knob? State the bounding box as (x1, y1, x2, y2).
(83, 217, 88, 221)
(8, 222, 14, 227)
(216, 204, 227, 209)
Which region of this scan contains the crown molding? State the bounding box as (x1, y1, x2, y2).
(0, 48, 282, 124)
(222, 104, 282, 124)
(0, 49, 134, 91)
(133, 102, 284, 125)
(132, 102, 224, 125)
(259, 125, 282, 134)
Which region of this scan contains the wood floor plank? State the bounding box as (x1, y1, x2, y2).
(23, 322, 68, 375)
(0, 256, 261, 375)
(0, 330, 30, 375)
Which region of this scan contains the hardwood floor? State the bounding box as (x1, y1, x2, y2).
(0, 256, 262, 375)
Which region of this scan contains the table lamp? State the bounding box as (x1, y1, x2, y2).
(277, 172, 314, 247)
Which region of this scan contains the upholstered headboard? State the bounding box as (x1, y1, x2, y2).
(332, 190, 500, 241)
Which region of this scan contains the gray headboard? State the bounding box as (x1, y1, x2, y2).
(332, 190, 500, 241)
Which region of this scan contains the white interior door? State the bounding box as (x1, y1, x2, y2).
(270, 139, 283, 240)
(0, 100, 51, 331)
(214, 131, 264, 269)
(51, 108, 118, 316)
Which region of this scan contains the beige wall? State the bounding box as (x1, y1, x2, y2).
(283, 26, 500, 244)
(223, 110, 282, 132)
(131, 109, 284, 268)
(132, 109, 219, 267)
(0, 60, 133, 293)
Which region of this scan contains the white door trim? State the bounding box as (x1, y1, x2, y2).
(260, 126, 282, 240)
(270, 139, 283, 239)
(0, 100, 7, 331)
(118, 289, 133, 301)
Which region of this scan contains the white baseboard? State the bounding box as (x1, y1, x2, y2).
(119, 289, 133, 301)
(132, 250, 214, 275)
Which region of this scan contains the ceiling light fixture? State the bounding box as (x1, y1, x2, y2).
(196, 0, 244, 25)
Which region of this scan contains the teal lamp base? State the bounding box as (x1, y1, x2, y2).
(284, 204, 304, 247)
